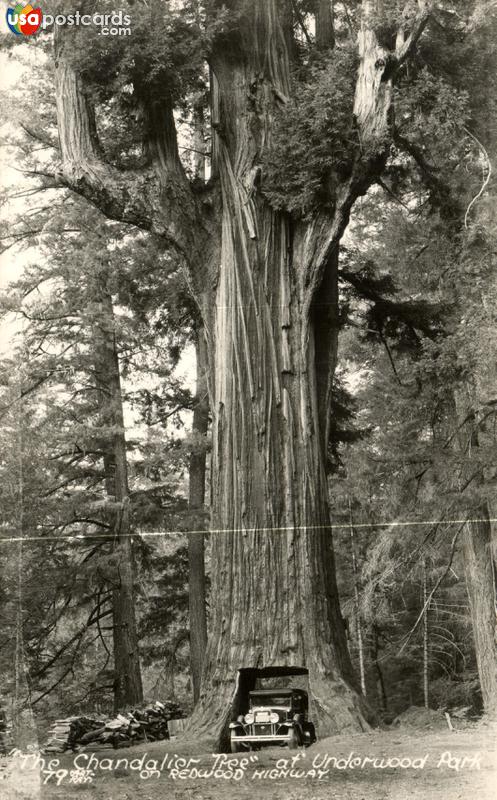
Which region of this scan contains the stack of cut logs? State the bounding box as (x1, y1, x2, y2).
(0, 712, 13, 754)
(43, 701, 184, 753)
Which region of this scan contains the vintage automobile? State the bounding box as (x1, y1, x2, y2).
(229, 688, 316, 751)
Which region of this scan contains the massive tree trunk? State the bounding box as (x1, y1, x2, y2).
(462, 15, 497, 716)
(188, 19, 356, 747)
(53, 0, 432, 747)
(188, 328, 209, 704)
(462, 510, 497, 717)
(453, 388, 497, 718)
(188, 0, 417, 744)
(93, 289, 143, 710)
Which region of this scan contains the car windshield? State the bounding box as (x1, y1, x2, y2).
(250, 695, 291, 707)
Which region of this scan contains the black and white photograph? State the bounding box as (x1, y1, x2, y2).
(0, 1, 496, 798)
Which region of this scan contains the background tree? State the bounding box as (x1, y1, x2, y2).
(0, 184, 197, 723)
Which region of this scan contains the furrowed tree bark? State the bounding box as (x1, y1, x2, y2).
(448, 41, 497, 711)
(188, 8, 360, 746)
(93, 288, 143, 710)
(372, 624, 388, 711)
(349, 503, 366, 695)
(316, 0, 335, 49)
(462, 509, 497, 717)
(187, 1, 433, 747)
(439, 376, 497, 717)
(52, 0, 432, 747)
(422, 559, 429, 709)
(461, 23, 497, 716)
(453, 390, 497, 718)
(188, 328, 209, 704)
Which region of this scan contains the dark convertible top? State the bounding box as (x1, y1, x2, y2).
(249, 688, 297, 696)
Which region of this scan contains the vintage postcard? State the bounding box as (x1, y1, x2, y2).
(0, 2, 496, 799)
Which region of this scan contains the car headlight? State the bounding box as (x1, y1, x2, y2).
(244, 713, 254, 724)
(270, 713, 279, 723)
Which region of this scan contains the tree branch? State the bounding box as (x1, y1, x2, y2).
(20, 123, 59, 151)
(463, 127, 492, 228)
(53, 36, 199, 255)
(31, 629, 85, 680)
(395, 3, 432, 67)
(393, 131, 460, 220)
(292, 1, 313, 46)
(398, 524, 462, 655)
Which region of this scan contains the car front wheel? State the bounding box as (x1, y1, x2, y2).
(288, 728, 300, 749)
(230, 733, 243, 753)
(304, 721, 316, 745)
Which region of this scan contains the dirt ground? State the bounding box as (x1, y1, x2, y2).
(1, 724, 496, 800)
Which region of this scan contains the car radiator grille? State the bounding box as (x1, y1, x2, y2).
(253, 723, 274, 735)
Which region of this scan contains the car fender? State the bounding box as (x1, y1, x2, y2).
(279, 720, 303, 735)
(284, 721, 306, 739)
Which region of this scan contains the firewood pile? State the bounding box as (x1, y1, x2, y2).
(0, 712, 13, 754)
(43, 701, 184, 753)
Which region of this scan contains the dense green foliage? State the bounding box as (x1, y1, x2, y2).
(262, 51, 357, 215)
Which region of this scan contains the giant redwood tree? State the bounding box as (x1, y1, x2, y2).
(48, 0, 458, 741)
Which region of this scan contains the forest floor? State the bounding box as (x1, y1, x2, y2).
(2, 722, 496, 800)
